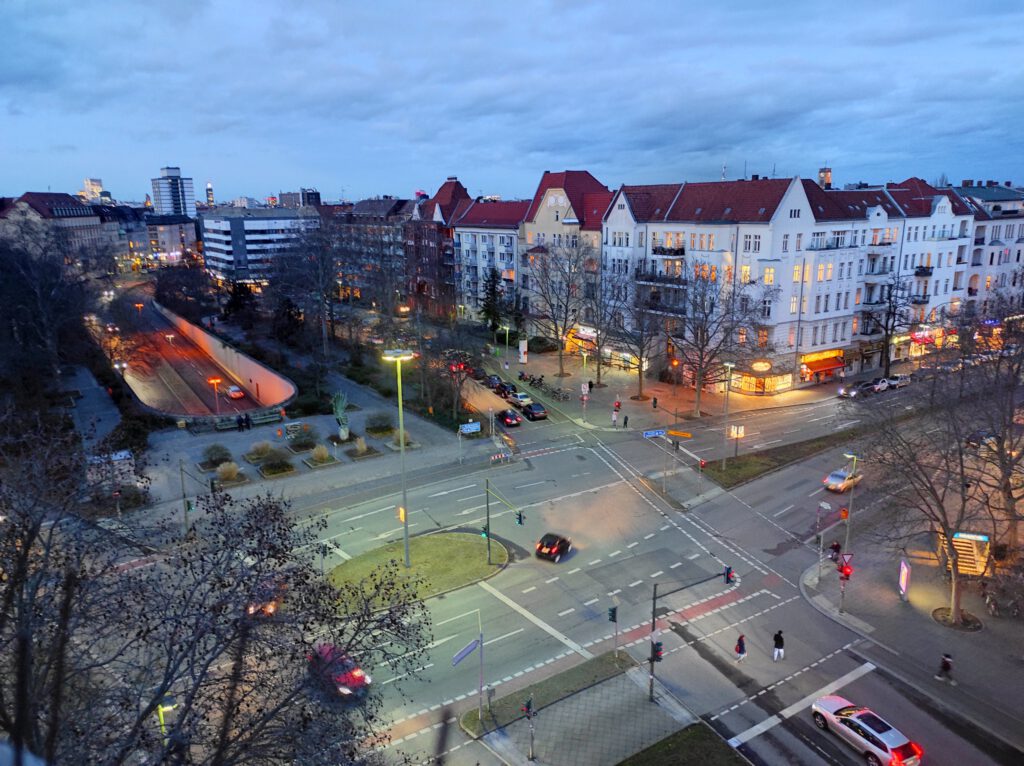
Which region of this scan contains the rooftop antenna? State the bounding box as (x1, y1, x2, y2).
(721, 163, 727, 181)
(771, 163, 776, 178)
(743, 160, 747, 180)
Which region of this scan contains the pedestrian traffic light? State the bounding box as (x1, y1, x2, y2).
(839, 563, 853, 580)
(607, 606, 617, 623)
(515, 511, 524, 526)
(480, 525, 489, 539)
(699, 459, 707, 469)
(521, 698, 533, 716)
(652, 396, 658, 409)
(651, 641, 664, 662)
(210, 478, 218, 493)
(724, 565, 734, 584)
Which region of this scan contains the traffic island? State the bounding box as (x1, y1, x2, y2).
(460, 651, 637, 738)
(328, 532, 508, 604)
(616, 722, 748, 766)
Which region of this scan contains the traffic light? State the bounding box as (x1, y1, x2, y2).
(699, 459, 707, 470)
(839, 563, 853, 580)
(724, 565, 734, 584)
(480, 525, 489, 539)
(210, 478, 218, 493)
(398, 506, 406, 523)
(521, 697, 533, 717)
(651, 641, 664, 662)
(607, 606, 618, 623)
(840, 507, 849, 520)
(515, 511, 524, 526)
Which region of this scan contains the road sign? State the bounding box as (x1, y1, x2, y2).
(451, 638, 480, 667)
(643, 429, 666, 439)
(666, 430, 692, 438)
(840, 553, 853, 566)
(581, 383, 589, 395)
(459, 421, 481, 434)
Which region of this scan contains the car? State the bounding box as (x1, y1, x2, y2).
(227, 385, 245, 399)
(484, 374, 502, 389)
(535, 533, 572, 563)
(246, 576, 287, 618)
(811, 695, 923, 766)
(496, 409, 522, 427)
(886, 374, 911, 389)
(308, 644, 372, 698)
(522, 402, 548, 421)
(509, 392, 534, 409)
(965, 428, 999, 449)
(824, 468, 862, 493)
(938, 360, 962, 373)
(495, 381, 518, 398)
(838, 381, 875, 399)
(870, 377, 889, 393)
(469, 366, 487, 381)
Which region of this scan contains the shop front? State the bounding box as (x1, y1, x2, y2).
(733, 359, 793, 395)
(798, 349, 846, 384)
(856, 340, 885, 372)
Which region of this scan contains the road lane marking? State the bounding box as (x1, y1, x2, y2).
(377, 523, 418, 539)
(835, 419, 860, 429)
(608, 589, 621, 596)
(660, 524, 671, 531)
(583, 598, 599, 606)
(428, 484, 476, 497)
(628, 580, 643, 588)
(783, 429, 802, 434)
(514, 480, 548, 489)
(643, 533, 656, 540)
(484, 628, 524, 646)
(726, 662, 875, 748)
(588, 559, 602, 566)
(609, 550, 622, 557)
(478, 581, 593, 659)
(807, 488, 824, 497)
(670, 562, 683, 569)
(627, 542, 639, 549)
(773, 504, 795, 517)
(752, 440, 782, 449)
(686, 553, 700, 560)
(807, 415, 832, 422)
(650, 571, 664, 578)
(434, 609, 483, 627)
(457, 494, 485, 503)
(522, 586, 536, 594)
(381, 663, 435, 685)
(567, 567, 581, 574)
(544, 576, 559, 584)
(557, 607, 575, 617)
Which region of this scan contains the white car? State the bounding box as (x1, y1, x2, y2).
(886, 374, 911, 388)
(227, 386, 245, 399)
(508, 392, 533, 409)
(811, 695, 923, 766)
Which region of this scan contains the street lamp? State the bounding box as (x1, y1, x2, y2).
(383, 349, 415, 568)
(165, 333, 175, 345)
(842, 453, 861, 553)
(720, 362, 735, 470)
(207, 376, 222, 416)
(501, 325, 510, 357)
(134, 302, 144, 316)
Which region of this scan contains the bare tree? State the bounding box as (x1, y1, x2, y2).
(665, 261, 777, 416)
(524, 242, 592, 377)
(270, 221, 338, 358)
(860, 273, 913, 378)
(582, 261, 628, 389)
(611, 277, 663, 400)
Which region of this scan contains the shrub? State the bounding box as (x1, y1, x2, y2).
(354, 436, 368, 455)
(290, 426, 319, 451)
(527, 336, 559, 353)
(393, 430, 411, 447)
(250, 441, 272, 458)
(311, 444, 330, 463)
(202, 444, 232, 467)
(366, 411, 394, 433)
(217, 461, 240, 481)
(261, 448, 293, 474)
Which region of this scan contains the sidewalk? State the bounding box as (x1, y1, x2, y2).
(63, 366, 122, 450)
(801, 532, 1024, 755)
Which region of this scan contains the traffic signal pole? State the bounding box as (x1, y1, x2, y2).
(485, 478, 492, 565)
(649, 582, 658, 702)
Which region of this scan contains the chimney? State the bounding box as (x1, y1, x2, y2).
(988, 180, 997, 187)
(962, 179, 973, 187)
(1006, 181, 1013, 187)
(751, 174, 760, 181)
(818, 166, 833, 190)
(447, 176, 458, 181)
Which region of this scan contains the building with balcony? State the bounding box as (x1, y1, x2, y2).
(452, 198, 529, 318)
(0, 192, 106, 263)
(200, 206, 319, 284)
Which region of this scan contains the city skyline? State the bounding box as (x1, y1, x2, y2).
(3, 1, 1023, 203)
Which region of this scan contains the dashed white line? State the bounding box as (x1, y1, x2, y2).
(650, 570, 664, 578)
(773, 504, 795, 517)
(557, 607, 575, 617)
(670, 562, 683, 569)
(609, 550, 622, 557)
(484, 628, 524, 646)
(628, 580, 643, 588)
(583, 598, 599, 606)
(514, 480, 547, 489)
(478, 581, 593, 659)
(544, 576, 559, 584)
(567, 567, 581, 574)
(627, 542, 640, 549)
(808, 488, 824, 497)
(522, 586, 536, 594)
(608, 589, 621, 596)
(588, 559, 602, 566)
(686, 552, 701, 560)
(643, 533, 656, 540)
(428, 484, 475, 497)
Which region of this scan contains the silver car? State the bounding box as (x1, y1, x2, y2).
(811, 695, 923, 766)
(823, 469, 862, 493)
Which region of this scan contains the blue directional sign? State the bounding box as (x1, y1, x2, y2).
(459, 421, 481, 434)
(451, 638, 480, 667)
(643, 429, 666, 439)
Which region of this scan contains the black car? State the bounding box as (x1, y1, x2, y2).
(837, 381, 875, 399)
(535, 533, 572, 563)
(965, 429, 998, 449)
(495, 381, 518, 398)
(484, 374, 502, 389)
(469, 366, 487, 381)
(522, 402, 548, 421)
(497, 409, 522, 427)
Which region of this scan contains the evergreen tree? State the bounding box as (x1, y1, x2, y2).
(481, 267, 503, 332)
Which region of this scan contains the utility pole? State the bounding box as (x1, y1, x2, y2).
(179, 459, 190, 537)
(485, 478, 492, 565)
(721, 362, 735, 469)
(649, 582, 658, 702)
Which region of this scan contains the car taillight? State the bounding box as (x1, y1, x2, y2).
(352, 668, 365, 677)
(535, 542, 541, 550)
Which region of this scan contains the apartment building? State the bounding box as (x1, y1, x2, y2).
(200, 206, 319, 284)
(151, 167, 196, 216)
(953, 180, 1024, 315)
(0, 192, 105, 259)
(452, 199, 529, 316)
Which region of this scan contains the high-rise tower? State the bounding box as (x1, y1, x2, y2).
(150, 167, 196, 215)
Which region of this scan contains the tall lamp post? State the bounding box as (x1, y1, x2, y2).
(383, 349, 415, 568)
(720, 362, 735, 470)
(207, 376, 222, 416)
(843, 452, 861, 553)
(502, 324, 510, 358)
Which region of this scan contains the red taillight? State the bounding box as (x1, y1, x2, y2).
(535, 542, 541, 550)
(911, 743, 922, 757)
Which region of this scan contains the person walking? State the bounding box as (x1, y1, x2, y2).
(935, 653, 956, 685)
(735, 634, 747, 662)
(611, 410, 618, 428)
(772, 630, 785, 662)
(588, 379, 594, 393)
(236, 414, 244, 432)
(244, 413, 252, 431)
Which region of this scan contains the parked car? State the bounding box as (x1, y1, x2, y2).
(823, 468, 862, 493)
(535, 533, 572, 563)
(308, 644, 372, 699)
(886, 374, 911, 389)
(522, 403, 548, 421)
(938, 360, 962, 373)
(509, 392, 533, 409)
(227, 385, 245, 399)
(484, 374, 502, 389)
(496, 409, 522, 427)
(869, 377, 889, 393)
(246, 576, 287, 618)
(811, 695, 923, 766)
(838, 381, 875, 399)
(965, 429, 999, 449)
(495, 381, 518, 398)
(469, 366, 487, 381)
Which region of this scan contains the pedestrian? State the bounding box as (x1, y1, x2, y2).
(504, 360, 509, 371)
(236, 414, 244, 432)
(244, 413, 252, 431)
(935, 653, 956, 685)
(772, 630, 784, 662)
(735, 634, 747, 662)
(588, 379, 594, 393)
(611, 410, 618, 428)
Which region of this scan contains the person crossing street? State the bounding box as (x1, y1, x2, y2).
(772, 630, 785, 662)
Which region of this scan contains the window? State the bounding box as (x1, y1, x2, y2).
(617, 203, 624, 210)
(802, 296, 807, 313)
(762, 299, 772, 318)
(752, 234, 761, 252)
(840, 321, 847, 340)
(743, 234, 753, 252)
(844, 292, 850, 309)
(763, 266, 775, 284)
(740, 264, 751, 283)
(792, 264, 801, 282)
(788, 327, 796, 346)
(817, 263, 825, 282)
(738, 327, 747, 344)
(783, 233, 790, 252)
(852, 316, 858, 334)
(638, 232, 645, 246)
(814, 295, 821, 313)
(724, 265, 733, 283)
(790, 209, 800, 218)
(758, 328, 769, 347)
(790, 295, 798, 313)
(554, 211, 559, 221)
(811, 232, 826, 249)
(709, 234, 716, 249)
(691, 233, 697, 250)
(826, 263, 833, 280)
(832, 323, 839, 342)
(527, 231, 534, 245)
(796, 233, 803, 251)
(571, 234, 578, 247)
(812, 326, 819, 345)
(855, 288, 861, 305)
(699, 233, 706, 250)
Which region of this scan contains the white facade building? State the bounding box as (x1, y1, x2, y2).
(201, 207, 318, 284)
(452, 200, 529, 314)
(151, 167, 196, 216)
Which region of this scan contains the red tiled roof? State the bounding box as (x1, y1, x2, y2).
(580, 191, 614, 231)
(614, 184, 684, 222)
(454, 199, 529, 228)
(428, 177, 472, 225)
(801, 180, 902, 221)
(885, 177, 972, 218)
(15, 192, 91, 219)
(524, 170, 609, 224)
(665, 178, 791, 223)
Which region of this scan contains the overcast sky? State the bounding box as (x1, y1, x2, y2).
(3, 0, 1022, 204)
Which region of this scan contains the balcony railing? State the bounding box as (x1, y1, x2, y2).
(914, 266, 934, 277)
(861, 296, 885, 306)
(968, 287, 979, 296)
(651, 245, 686, 256)
(864, 267, 891, 277)
(974, 237, 985, 245)
(910, 294, 930, 305)
(952, 286, 963, 291)
(645, 302, 687, 317)
(635, 268, 688, 286)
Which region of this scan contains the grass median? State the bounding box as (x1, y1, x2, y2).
(461, 650, 637, 737)
(617, 723, 748, 766)
(328, 532, 508, 603)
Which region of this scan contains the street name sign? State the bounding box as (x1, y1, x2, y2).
(666, 430, 692, 438)
(459, 421, 481, 434)
(642, 429, 666, 439)
(452, 638, 480, 666)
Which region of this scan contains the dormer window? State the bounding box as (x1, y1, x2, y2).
(555, 211, 559, 221)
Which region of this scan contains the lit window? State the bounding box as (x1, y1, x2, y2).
(740, 265, 751, 283)
(817, 263, 825, 282)
(763, 267, 775, 284)
(790, 295, 798, 314)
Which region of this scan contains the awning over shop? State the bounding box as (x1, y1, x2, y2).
(804, 356, 845, 373)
